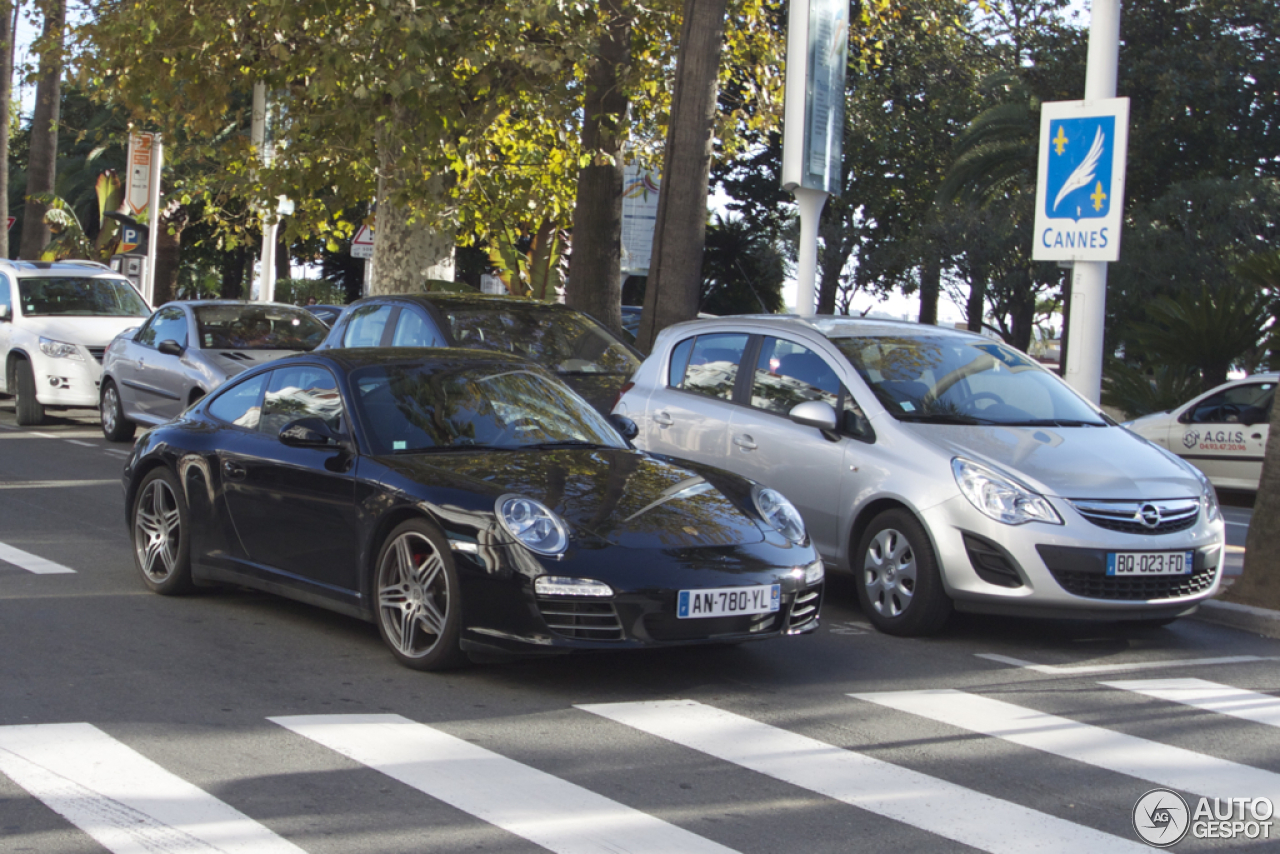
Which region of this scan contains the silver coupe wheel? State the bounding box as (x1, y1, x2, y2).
(863, 527, 917, 618)
(135, 477, 183, 585)
(375, 526, 462, 668)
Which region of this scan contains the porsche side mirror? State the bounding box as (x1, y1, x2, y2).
(280, 417, 346, 448)
(608, 413, 639, 442)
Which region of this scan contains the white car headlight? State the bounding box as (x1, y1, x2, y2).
(952, 457, 1062, 526)
(752, 486, 808, 544)
(496, 495, 569, 555)
(39, 337, 83, 360)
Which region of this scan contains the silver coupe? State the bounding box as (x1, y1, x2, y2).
(100, 300, 329, 440)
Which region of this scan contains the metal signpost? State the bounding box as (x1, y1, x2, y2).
(781, 0, 848, 316)
(126, 131, 162, 304)
(1034, 0, 1125, 403)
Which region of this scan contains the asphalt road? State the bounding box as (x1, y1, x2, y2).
(1, 402, 1276, 854)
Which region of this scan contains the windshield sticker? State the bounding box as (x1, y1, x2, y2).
(901, 401, 916, 412)
(969, 342, 1033, 369)
(393, 440, 407, 450)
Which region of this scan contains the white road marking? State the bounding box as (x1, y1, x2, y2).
(578, 699, 1143, 854)
(0, 722, 306, 854)
(0, 541, 75, 574)
(975, 652, 1277, 675)
(1102, 678, 1280, 728)
(271, 713, 738, 854)
(66, 439, 97, 447)
(851, 689, 1280, 804)
(0, 479, 117, 490)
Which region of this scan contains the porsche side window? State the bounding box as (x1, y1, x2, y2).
(342, 304, 393, 348)
(261, 365, 345, 437)
(391, 309, 444, 347)
(208, 374, 267, 430)
(676, 333, 748, 401)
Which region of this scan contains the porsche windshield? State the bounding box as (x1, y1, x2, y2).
(18, 277, 149, 317)
(833, 334, 1107, 426)
(350, 362, 626, 454)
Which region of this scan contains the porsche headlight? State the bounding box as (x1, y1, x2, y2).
(497, 495, 569, 555)
(39, 337, 83, 360)
(752, 486, 807, 544)
(952, 457, 1062, 526)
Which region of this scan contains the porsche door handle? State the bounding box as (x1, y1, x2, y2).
(222, 460, 246, 481)
(733, 434, 758, 451)
(653, 411, 674, 427)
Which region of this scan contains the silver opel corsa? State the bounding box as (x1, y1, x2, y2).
(614, 315, 1226, 636)
(100, 300, 330, 441)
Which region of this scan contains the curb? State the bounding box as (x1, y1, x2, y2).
(1192, 599, 1280, 640)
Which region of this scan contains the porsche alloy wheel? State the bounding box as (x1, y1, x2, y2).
(374, 520, 465, 670)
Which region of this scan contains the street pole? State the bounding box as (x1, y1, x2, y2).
(1063, 0, 1120, 403)
(250, 83, 277, 302)
(143, 135, 162, 305)
(793, 187, 826, 316)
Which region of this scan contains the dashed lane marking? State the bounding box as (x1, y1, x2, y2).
(0, 479, 117, 490)
(975, 653, 1278, 675)
(0, 541, 76, 574)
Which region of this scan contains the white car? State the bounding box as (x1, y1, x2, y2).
(0, 260, 151, 425)
(1125, 374, 1275, 491)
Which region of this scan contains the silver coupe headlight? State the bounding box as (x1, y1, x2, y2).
(952, 457, 1062, 526)
(496, 495, 569, 555)
(752, 486, 807, 544)
(39, 337, 83, 360)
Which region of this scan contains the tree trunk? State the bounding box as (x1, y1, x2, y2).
(1223, 394, 1280, 609)
(220, 246, 249, 299)
(816, 203, 848, 315)
(966, 272, 986, 333)
(566, 0, 632, 336)
(152, 204, 187, 305)
(1057, 270, 1071, 378)
(19, 0, 65, 260)
(636, 0, 727, 352)
(275, 218, 290, 284)
(917, 253, 940, 325)
(371, 107, 455, 294)
(0, 1, 13, 260)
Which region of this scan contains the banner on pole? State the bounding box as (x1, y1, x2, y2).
(126, 132, 156, 215)
(1033, 98, 1130, 262)
(781, 0, 849, 194)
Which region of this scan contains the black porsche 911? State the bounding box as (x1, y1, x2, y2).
(122, 348, 824, 669)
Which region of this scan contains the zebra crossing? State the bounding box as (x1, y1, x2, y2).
(1, 677, 1276, 854)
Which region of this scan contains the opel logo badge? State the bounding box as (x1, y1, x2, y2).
(1139, 503, 1162, 528)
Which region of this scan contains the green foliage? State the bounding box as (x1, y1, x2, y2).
(1101, 360, 1202, 418)
(487, 222, 567, 300)
(273, 277, 347, 306)
(1122, 282, 1273, 393)
(699, 214, 785, 315)
(32, 169, 125, 262)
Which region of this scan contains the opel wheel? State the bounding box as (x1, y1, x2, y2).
(855, 509, 951, 636)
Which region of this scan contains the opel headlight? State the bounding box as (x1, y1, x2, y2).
(39, 337, 83, 360)
(752, 486, 808, 544)
(496, 495, 569, 555)
(952, 458, 1062, 526)
(1195, 469, 1222, 524)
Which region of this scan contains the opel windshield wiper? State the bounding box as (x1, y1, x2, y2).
(1010, 418, 1107, 427)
